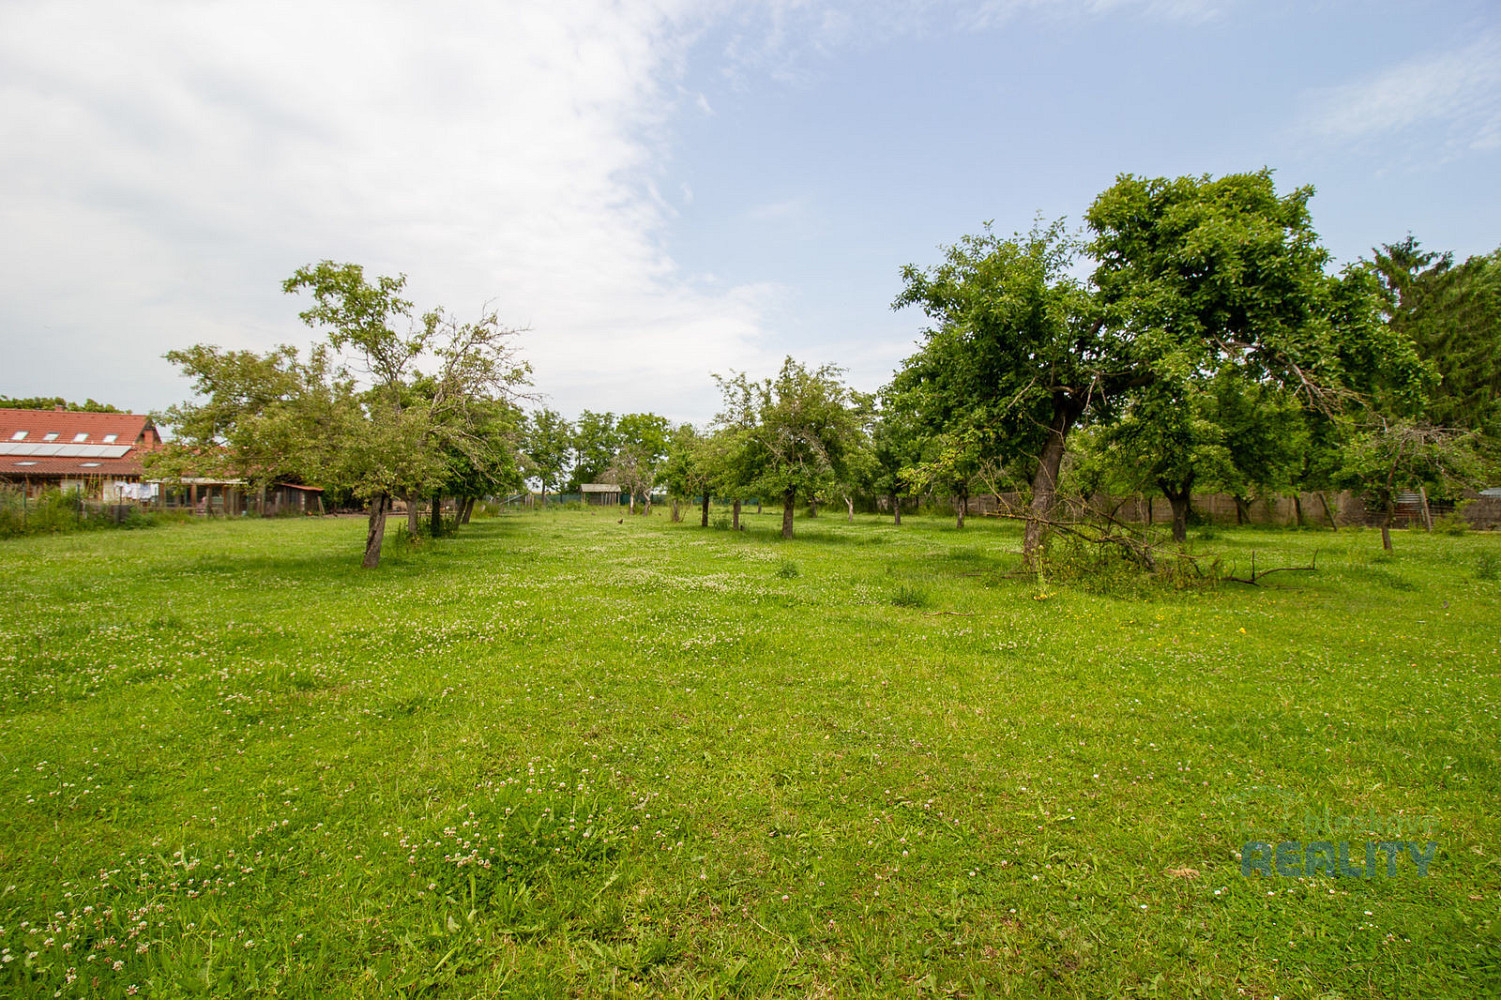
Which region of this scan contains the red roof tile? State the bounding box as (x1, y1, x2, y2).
(0, 409, 161, 479)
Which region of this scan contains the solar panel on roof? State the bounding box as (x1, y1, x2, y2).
(0, 443, 131, 458)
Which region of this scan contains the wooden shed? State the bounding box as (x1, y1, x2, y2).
(580, 483, 621, 506)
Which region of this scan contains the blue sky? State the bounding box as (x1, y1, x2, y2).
(2, 0, 1497, 426)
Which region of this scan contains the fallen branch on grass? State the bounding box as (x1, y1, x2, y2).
(981, 503, 1323, 587)
(1226, 549, 1319, 586)
(986, 509, 1161, 570)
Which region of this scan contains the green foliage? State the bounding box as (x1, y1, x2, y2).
(1080, 173, 1422, 541)
(607, 413, 671, 508)
(890, 582, 929, 608)
(155, 261, 530, 567)
(521, 407, 573, 497)
(567, 410, 621, 490)
(1373, 237, 1501, 438)
(660, 423, 706, 503)
(1477, 552, 1499, 581)
(149, 343, 329, 490)
(1087, 172, 1332, 373)
(1333, 418, 1485, 544)
(0, 489, 175, 539)
(1039, 531, 1220, 595)
(714, 357, 866, 537)
(773, 558, 800, 578)
(890, 173, 1403, 562)
(435, 397, 525, 503)
(1097, 381, 1234, 533)
(891, 219, 1101, 487)
(0, 396, 121, 412)
(1432, 511, 1469, 536)
(865, 400, 925, 508)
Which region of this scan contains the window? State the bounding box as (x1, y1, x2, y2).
(8, 431, 25, 441)
(15, 460, 37, 466)
(103, 434, 118, 443)
(73, 433, 89, 442)
(80, 462, 102, 468)
(43, 432, 59, 442)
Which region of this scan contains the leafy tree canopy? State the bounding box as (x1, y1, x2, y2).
(0, 396, 121, 413)
(714, 357, 866, 539)
(522, 408, 573, 498)
(893, 170, 1429, 561)
(1372, 237, 1501, 438)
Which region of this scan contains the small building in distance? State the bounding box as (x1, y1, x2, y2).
(0, 408, 162, 500)
(270, 482, 325, 515)
(580, 483, 621, 506)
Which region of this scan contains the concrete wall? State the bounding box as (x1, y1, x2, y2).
(962, 490, 1499, 529)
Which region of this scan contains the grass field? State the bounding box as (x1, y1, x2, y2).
(1, 508, 1498, 998)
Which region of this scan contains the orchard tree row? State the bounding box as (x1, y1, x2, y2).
(148, 263, 533, 567)
(152, 170, 1500, 566)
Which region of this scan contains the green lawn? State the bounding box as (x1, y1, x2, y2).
(1, 509, 1498, 998)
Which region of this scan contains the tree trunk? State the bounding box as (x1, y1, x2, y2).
(1159, 478, 1193, 544)
(1318, 492, 1337, 531)
(1234, 495, 1250, 525)
(808, 497, 818, 518)
(1419, 487, 1432, 531)
(1380, 441, 1406, 551)
(629, 491, 636, 515)
(701, 494, 710, 527)
(956, 490, 967, 529)
(671, 499, 680, 522)
(1293, 494, 1304, 528)
(756, 500, 762, 515)
(781, 489, 796, 540)
(1168, 493, 1190, 543)
(430, 492, 443, 537)
(644, 493, 652, 516)
(892, 493, 901, 526)
(363, 493, 389, 569)
(732, 499, 741, 530)
(460, 497, 474, 524)
(406, 494, 420, 536)
(846, 496, 854, 523)
(1022, 395, 1081, 566)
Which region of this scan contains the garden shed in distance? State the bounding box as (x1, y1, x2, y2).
(580, 483, 621, 506)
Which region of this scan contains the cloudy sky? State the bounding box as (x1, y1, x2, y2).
(2, 0, 1498, 426)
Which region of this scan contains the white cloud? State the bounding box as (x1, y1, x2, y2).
(0, 0, 781, 423)
(1300, 31, 1501, 156)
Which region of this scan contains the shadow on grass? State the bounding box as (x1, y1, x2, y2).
(159, 513, 536, 581)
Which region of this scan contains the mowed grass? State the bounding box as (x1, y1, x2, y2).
(0, 508, 1498, 998)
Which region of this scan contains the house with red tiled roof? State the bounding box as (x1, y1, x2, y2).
(0, 408, 163, 500)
